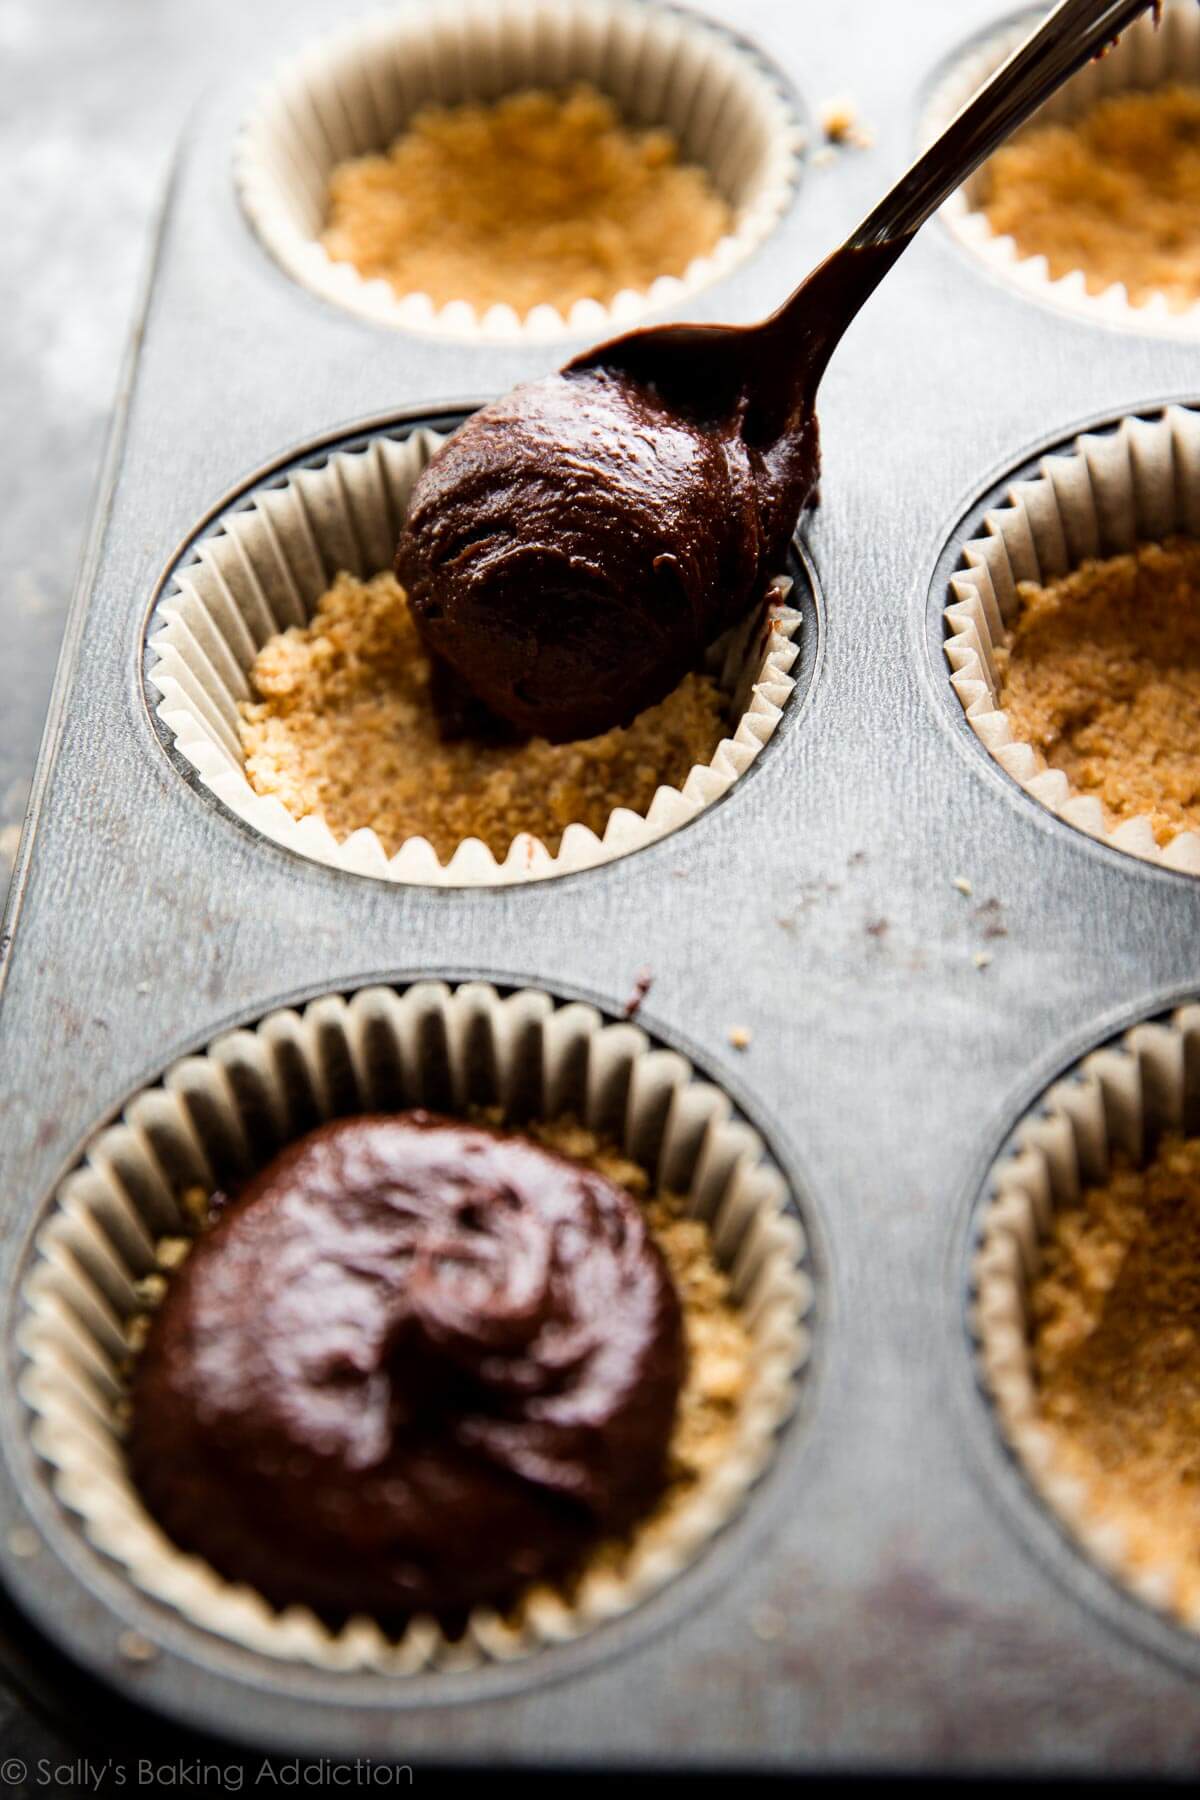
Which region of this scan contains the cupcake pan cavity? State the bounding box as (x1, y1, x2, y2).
(942, 404, 1200, 873)
(146, 415, 808, 885)
(929, 0, 1200, 334)
(20, 982, 809, 1673)
(972, 1006, 1200, 1636)
(235, 0, 804, 342)
(11, 0, 1200, 1771)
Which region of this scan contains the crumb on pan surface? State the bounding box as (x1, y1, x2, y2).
(124, 1120, 754, 1615)
(995, 537, 1200, 847)
(237, 570, 729, 862)
(979, 85, 1200, 310)
(817, 94, 873, 150)
(1031, 1134, 1200, 1602)
(320, 84, 732, 315)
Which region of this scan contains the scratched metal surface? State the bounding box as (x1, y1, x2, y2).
(3, 0, 1200, 1773)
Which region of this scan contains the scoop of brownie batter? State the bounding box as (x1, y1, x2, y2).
(129, 1111, 685, 1623)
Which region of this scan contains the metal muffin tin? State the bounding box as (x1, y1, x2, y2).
(5, 0, 1200, 1772)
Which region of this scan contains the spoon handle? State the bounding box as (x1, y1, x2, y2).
(579, 0, 1163, 437)
(849, 0, 1157, 249)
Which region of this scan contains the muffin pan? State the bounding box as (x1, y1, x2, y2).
(7, 0, 1200, 1773)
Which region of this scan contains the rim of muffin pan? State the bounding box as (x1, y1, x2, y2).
(140, 404, 823, 891)
(234, 0, 809, 343)
(7, 973, 823, 1719)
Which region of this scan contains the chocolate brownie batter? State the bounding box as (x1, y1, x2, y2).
(129, 1112, 685, 1623)
(395, 242, 901, 743)
(396, 356, 815, 743)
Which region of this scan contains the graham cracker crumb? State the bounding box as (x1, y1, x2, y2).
(125, 1309, 155, 1351)
(818, 95, 873, 151)
(117, 1630, 157, 1665)
(1031, 1136, 1200, 1606)
(953, 875, 973, 897)
(820, 97, 857, 143)
(238, 570, 728, 862)
(321, 84, 732, 316)
(728, 1025, 752, 1051)
(180, 1185, 211, 1230)
(996, 538, 1200, 847)
(980, 85, 1200, 311)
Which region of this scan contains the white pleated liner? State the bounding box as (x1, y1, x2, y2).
(19, 981, 811, 1673)
(928, 0, 1200, 336)
(943, 404, 1200, 874)
(146, 424, 803, 886)
(235, 0, 802, 343)
(974, 1004, 1200, 1627)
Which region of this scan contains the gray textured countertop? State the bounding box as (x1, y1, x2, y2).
(1, 0, 244, 910)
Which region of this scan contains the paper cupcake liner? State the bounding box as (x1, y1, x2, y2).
(943, 402, 1200, 873)
(973, 1002, 1200, 1626)
(146, 422, 803, 886)
(18, 980, 811, 1673)
(234, 0, 802, 343)
(927, 0, 1200, 336)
